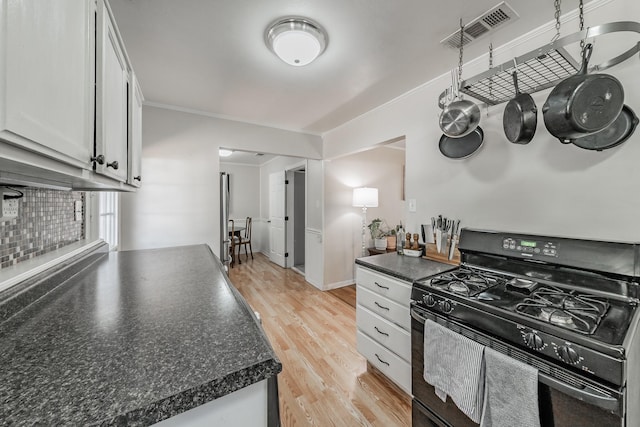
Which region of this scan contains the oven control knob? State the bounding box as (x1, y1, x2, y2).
(557, 345, 580, 364)
(523, 332, 544, 350)
(438, 300, 453, 313)
(423, 293, 436, 307)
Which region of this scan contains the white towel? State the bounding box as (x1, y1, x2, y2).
(423, 319, 485, 423)
(480, 347, 541, 427)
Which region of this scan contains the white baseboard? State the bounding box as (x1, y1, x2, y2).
(324, 279, 355, 291)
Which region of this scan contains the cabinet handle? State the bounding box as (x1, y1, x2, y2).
(90, 155, 105, 165)
(134, 176, 142, 182)
(375, 353, 390, 366)
(374, 326, 389, 336)
(374, 301, 390, 311)
(374, 281, 389, 290)
(106, 160, 119, 170)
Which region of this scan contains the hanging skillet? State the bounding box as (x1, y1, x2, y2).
(542, 43, 624, 143)
(572, 104, 639, 151)
(439, 21, 481, 138)
(503, 69, 537, 144)
(439, 127, 484, 159)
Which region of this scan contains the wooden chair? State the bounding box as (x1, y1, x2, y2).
(239, 217, 253, 261)
(228, 219, 240, 267)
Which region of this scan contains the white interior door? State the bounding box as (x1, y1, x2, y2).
(269, 171, 286, 267)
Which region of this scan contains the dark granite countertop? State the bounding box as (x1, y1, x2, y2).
(355, 252, 456, 282)
(0, 244, 281, 426)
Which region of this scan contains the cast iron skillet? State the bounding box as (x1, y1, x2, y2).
(503, 71, 537, 144)
(571, 104, 638, 151)
(543, 43, 624, 143)
(439, 127, 484, 159)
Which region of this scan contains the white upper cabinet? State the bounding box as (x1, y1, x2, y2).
(95, 0, 129, 183)
(0, 0, 94, 167)
(128, 73, 143, 187)
(0, 0, 143, 190)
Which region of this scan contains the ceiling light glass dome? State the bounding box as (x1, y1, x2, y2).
(265, 17, 328, 66)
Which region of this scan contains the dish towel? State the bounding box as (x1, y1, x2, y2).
(480, 347, 541, 427)
(423, 319, 485, 424)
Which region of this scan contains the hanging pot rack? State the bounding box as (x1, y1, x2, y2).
(438, 21, 640, 107)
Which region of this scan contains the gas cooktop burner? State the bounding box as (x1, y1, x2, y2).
(428, 268, 504, 296)
(515, 286, 610, 334)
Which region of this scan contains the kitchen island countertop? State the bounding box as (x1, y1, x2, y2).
(0, 244, 281, 426)
(355, 252, 456, 282)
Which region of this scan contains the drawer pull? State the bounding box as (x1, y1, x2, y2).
(375, 353, 390, 366)
(374, 281, 390, 290)
(374, 326, 389, 336)
(374, 301, 390, 311)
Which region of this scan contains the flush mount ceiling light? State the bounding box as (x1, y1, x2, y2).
(265, 16, 328, 66)
(219, 149, 233, 157)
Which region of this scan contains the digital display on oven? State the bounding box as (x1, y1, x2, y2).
(520, 240, 537, 248)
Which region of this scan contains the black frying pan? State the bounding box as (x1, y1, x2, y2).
(439, 127, 484, 159)
(503, 71, 537, 144)
(571, 104, 638, 151)
(543, 44, 624, 143)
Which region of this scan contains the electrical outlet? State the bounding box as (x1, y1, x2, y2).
(1, 192, 19, 221)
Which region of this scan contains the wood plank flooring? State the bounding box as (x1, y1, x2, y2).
(229, 253, 411, 427)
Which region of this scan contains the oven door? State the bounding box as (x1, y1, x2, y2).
(410, 304, 625, 427)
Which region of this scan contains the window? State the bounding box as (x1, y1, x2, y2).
(98, 192, 118, 250)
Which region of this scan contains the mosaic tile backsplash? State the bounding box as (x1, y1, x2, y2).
(0, 188, 84, 270)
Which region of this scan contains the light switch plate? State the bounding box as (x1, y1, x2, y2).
(408, 199, 417, 212)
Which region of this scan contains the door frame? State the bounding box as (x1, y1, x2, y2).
(285, 161, 307, 270)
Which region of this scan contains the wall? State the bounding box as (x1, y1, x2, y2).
(119, 106, 323, 254)
(0, 189, 84, 269)
(324, 146, 405, 287)
(323, 0, 640, 243)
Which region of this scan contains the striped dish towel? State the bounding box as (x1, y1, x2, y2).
(423, 319, 485, 424)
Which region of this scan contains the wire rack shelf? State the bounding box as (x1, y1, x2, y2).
(439, 21, 640, 107)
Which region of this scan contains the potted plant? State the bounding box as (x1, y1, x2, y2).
(368, 218, 387, 250)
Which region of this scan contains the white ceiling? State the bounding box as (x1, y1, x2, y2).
(109, 0, 564, 135)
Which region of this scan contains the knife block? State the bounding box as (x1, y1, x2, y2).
(423, 242, 461, 265)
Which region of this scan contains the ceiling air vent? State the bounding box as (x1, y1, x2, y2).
(440, 2, 519, 49)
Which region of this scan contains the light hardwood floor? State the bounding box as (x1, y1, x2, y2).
(229, 253, 411, 427)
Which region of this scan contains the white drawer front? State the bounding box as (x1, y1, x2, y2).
(357, 305, 410, 361)
(357, 330, 411, 395)
(356, 267, 411, 305)
(357, 285, 410, 330)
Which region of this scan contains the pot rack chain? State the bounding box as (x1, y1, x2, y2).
(439, 21, 640, 107)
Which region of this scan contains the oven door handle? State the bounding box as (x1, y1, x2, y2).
(410, 305, 623, 415)
(537, 373, 622, 414)
(411, 305, 428, 324)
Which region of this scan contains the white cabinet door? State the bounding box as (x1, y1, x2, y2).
(269, 171, 286, 268)
(95, 0, 129, 182)
(0, 0, 94, 167)
(128, 73, 143, 187)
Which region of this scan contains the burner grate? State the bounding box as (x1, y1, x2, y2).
(516, 286, 609, 334)
(428, 267, 504, 296)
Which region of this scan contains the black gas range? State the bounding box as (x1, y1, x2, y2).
(410, 228, 640, 427)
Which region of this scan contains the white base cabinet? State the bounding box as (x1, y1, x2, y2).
(154, 380, 269, 427)
(355, 265, 412, 395)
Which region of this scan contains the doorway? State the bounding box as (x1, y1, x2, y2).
(287, 166, 306, 275)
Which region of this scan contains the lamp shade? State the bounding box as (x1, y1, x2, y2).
(352, 187, 378, 208)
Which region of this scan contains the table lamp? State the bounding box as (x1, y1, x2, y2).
(353, 187, 378, 257)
